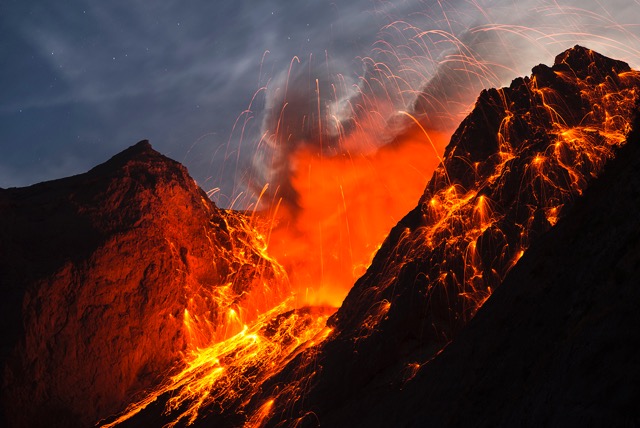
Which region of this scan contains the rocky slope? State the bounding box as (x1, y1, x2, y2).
(0, 141, 288, 427)
(325, 100, 640, 427)
(241, 46, 640, 426)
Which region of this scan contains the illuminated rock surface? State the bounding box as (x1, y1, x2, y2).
(0, 141, 287, 427)
(324, 103, 640, 428)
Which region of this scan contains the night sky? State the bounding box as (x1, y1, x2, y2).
(2, 0, 639, 207)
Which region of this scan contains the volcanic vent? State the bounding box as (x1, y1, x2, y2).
(1, 46, 639, 428)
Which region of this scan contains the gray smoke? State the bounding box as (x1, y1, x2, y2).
(245, 0, 640, 214)
(250, 56, 361, 215)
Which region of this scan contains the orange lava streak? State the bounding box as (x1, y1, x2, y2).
(101, 301, 335, 427)
(346, 48, 640, 329)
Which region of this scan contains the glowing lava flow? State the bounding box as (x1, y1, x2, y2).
(218, 46, 640, 428)
(102, 47, 640, 428)
(102, 299, 334, 427)
(98, 208, 333, 427)
(178, 209, 293, 348)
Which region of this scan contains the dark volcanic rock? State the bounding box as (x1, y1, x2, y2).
(327, 95, 640, 428)
(249, 46, 640, 426)
(0, 141, 288, 427)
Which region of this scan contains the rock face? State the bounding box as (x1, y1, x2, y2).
(243, 46, 640, 426)
(326, 104, 640, 427)
(0, 141, 288, 427)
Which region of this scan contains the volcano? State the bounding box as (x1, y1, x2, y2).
(2, 46, 640, 427)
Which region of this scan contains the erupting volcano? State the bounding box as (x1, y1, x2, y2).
(2, 45, 640, 427)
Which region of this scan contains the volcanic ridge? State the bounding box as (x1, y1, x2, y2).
(1, 46, 639, 427)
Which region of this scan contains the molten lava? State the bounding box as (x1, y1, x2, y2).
(99, 108, 453, 428)
(102, 302, 334, 428)
(266, 129, 451, 308)
(236, 46, 640, 427)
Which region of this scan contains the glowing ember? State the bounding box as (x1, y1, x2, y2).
(101, 302, 334, 427)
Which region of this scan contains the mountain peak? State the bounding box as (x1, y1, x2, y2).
(554, 44, 596, 65)
(88, 139, 178, 176)
(118, 139, 155, 159)
(553, 44, 631, 78)
(0, 139, 290, 427)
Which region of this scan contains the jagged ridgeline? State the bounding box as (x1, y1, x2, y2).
(239, 46, 640, 427)
(1, 46, 639, 428)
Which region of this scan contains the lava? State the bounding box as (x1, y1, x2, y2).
(90, 4, 640, 425)
(179, 209, 292, 347)
(3, 3, 640, 427)
(234, 46, 640, 428)
(358, 46, 640, 323)
(101, 302, 334, 427)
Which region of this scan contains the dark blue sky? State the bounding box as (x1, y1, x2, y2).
(2, 0, 639, 207)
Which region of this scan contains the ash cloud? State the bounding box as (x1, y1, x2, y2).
(251, 0, 640, 213)
(251, 57, 360, 214)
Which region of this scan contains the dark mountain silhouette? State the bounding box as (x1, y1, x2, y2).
(327, 111, 640, 426)
(1, 46, 640, 428)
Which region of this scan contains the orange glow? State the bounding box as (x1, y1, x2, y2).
(266, 128, 451, 308)
(101, 301, 334, 427)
